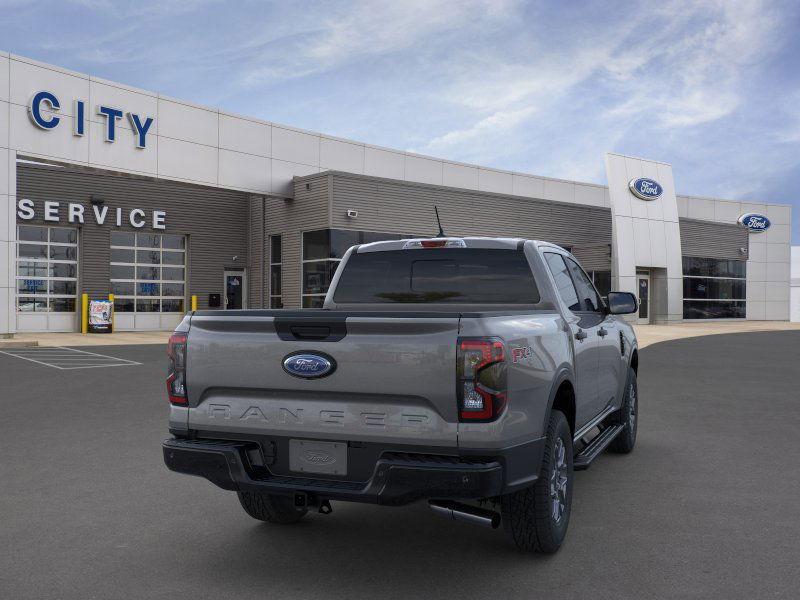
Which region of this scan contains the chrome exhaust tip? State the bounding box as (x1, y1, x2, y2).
(429, 500, 500, 529)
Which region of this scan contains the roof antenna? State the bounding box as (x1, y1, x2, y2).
(434, 205, 446, 238)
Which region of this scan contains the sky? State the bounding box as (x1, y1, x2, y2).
(2, 0, 799, 242)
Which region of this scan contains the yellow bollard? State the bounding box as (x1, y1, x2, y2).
(108, 294, 115, 332)
(191, 295, 198, 312)
(81, 293, 88, 334)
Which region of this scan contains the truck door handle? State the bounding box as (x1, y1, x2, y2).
(598, 327, 608, 337)
(575, 330, 587, 341)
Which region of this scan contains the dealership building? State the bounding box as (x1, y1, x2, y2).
(0, 52, 794, 333)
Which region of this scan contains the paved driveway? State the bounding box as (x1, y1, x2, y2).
(1, 332, 798, 599)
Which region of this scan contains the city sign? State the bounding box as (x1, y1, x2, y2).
(28, 90, 155, 148)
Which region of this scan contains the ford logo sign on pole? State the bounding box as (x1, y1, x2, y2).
(282, 352, 336, 379)
(737, 213, 771, 233)
(628, 178, 663, 201)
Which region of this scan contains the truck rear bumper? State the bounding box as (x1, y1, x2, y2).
(163, 437, 544, 505)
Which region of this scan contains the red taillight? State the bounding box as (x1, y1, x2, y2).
(166, 332, 188, 405)
(457, 337, 507, 422)
(420, 239, 448, 248)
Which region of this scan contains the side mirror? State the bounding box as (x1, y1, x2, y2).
(607, 291, 638, 315)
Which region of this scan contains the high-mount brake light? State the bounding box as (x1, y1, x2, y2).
(402, 238, 467, 249)
(166, 332, 188, 405)
(457, 338, 507, 422)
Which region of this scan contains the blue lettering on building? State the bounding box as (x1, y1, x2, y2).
(29, 91, 61, 130)
(28, 90, 154, 148)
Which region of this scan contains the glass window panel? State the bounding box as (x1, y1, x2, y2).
(565, 258, 601, 312)
(302, 295, 325, 308)
(270, 297, 283, 309)
(137, 266, 160, 281)
(51, 263, 77, 278)
(682, 256, 746, 278)
(334, 250, 540, 304)
(161, 235, 185, 250)
(17, 279, 47, 294)
(162, 283, 184, 297)
(161, 251, 184, 266)
(544, 254, 580, 311)
(19, 244, 48, 259)
(136, 299, 160, 312)
(114, 298, 135, 312)
(683, 278, 745, 300)
(50, 227, 77, 244)
(111, 232, 136, 247)
(329, 230, 360, 259)
(683, 300, 746, 319)
(161, 267, 184, 281)
(303, 229, 330, 261)
(111, 248, 135, 263)
(137, 249, 161, 265)
(50, 298, 76, 312)
(17, 262, 49, 277)
(111, 282, 135, 296)
(592, 271, 612, 297)
(303, 261, 334, 295)
(137, 234, 160, 248)
(161, 299, 184, 312)
(138, 282, 160, 296)
(111, 265, 135, 280)
(18, 226, 48, 242)
(18, 297, 48, 312)
(270, 265, 282, 295)
(50, 280, 76, 295)
(50, 245, 77, 261)
(270, 235, 282, 263)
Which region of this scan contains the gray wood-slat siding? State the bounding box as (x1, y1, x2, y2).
(326, 171, 612, 249)
(678, 218, 749, 260)
(570, 244, 612, 272)
(247, 196, 266, 308)
(16, 163, 249, 310)
(262, 175, 331, 308)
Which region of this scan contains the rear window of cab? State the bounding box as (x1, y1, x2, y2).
(332, 248, 540, 304)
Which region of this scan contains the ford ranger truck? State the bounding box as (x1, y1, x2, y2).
(163, 237, 639, 553)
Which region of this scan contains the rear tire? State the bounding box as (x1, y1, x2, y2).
(237, 491, 308, 524)
(610, 368, 638, 454)
(500, 409, 573, 553)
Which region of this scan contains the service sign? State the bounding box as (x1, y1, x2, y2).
(628, 178, 663, 201)
(737, 213, 771, 233)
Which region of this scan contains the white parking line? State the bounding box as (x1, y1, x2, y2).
(0, 346, 142, 370)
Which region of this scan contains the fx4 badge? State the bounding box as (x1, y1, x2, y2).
(511, 346, 533, 363)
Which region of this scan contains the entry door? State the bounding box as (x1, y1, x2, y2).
(637, 275, 650, 325)
(224, 270, 246, 310)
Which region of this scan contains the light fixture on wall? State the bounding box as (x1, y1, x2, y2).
(739, 247, 748, 256)
(90, 195, 105, 206)
(346, 209, 358, 219)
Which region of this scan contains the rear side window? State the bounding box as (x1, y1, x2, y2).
(544, 253, 580, 311)
(333, 249, 539, 304)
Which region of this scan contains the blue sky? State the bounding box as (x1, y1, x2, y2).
(2, 0, 799, 241)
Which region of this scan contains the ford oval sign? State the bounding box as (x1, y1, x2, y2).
(282, 352, 336, 379)
(738, 213, 771, 233)
(628, 178, 663, 201)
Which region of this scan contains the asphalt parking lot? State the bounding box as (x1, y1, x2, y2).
(1, 331, 799, 599)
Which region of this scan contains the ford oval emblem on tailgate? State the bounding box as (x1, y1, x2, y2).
(282, 352, 336, 379)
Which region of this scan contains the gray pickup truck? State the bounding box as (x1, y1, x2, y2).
(163, 237, 639, 553)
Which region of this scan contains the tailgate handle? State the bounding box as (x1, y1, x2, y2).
(274, 318, 347, 342)
(290, 325, 331, 340)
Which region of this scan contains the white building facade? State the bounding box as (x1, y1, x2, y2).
(0, 52, 793, 333)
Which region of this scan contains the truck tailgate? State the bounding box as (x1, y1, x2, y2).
(185, 313, 460, 447)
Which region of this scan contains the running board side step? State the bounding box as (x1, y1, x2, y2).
(573, 424, 624, 471)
